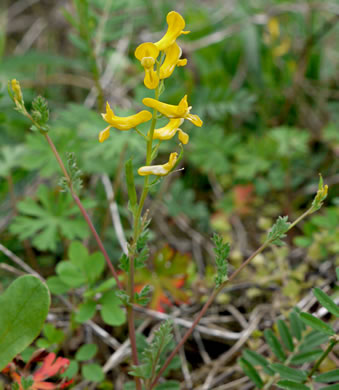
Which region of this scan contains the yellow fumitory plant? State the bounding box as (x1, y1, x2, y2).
(98, 10, 202, 177)
(98, 11, 202, 389)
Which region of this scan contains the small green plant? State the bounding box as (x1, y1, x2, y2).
(241, 267, 339, 389)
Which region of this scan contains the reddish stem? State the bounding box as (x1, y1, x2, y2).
(44, 134, 122, 289)
(150, 242, 268, 388)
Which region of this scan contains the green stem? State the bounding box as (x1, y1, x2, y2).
(126, 57, 164, 389)
(306, 339, 338, 380)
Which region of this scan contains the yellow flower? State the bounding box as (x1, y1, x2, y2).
(268, 18, 280, 40)
(151, 118, 189, 144)
(160, 42, 187, 79)
(142, 95, 202, 127)
(135, 42, 160, 89)
(272, 37, 291, 57)
(154, 11, 190, 51)
(99, 102, 152, 142)
(138, 152, 178, 176)
(11, 79, 23, 102)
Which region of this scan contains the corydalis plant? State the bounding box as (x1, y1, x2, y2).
(97, 11, 202, 390)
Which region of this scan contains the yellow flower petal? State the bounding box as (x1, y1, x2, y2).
(143, 95, 188, 118)
(160, 42, 187, 79)
(135, 42, 159, 63)
(154, 11, 190, 51)
(144, 68, 159, 89)
(177, 129, 189, 144)
(99, 126, 111, 143)
(138, 152, 178, 176)
(186, 113, 203, 127)
(143, 95, 202, 127)
(135, 42, 160, 89)
(101, 102, 152, 131)
(151, 118, 187, 142)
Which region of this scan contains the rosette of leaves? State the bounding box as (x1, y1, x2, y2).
(240, 268, 339, 389)
(47, 241, 126, 326)
(10, 185, 90, 251)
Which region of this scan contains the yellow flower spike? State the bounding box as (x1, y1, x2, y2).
(151, 118, 189, 144)
(143, 95, 203, 127)
(154, 11, 190, 51)
(138, 152, 178, 176)
(135, 42, 160, 89)
(160, 42, 187, 79)
(99, 102, 152, 142)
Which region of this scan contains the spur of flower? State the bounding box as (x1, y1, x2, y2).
(138, 152, 178, 176)
(160, 42, 187, 79)
(99, 102, 152, 142)
(154, 11, 190, 51)
(143, 95, 202, 127)
(151, 118, 189, 144)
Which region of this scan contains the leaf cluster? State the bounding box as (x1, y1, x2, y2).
(129, 320, 174, 381)
(47, 241, 126, 326)
(10, 185, 89, 251)
(241, 268, 339, 389)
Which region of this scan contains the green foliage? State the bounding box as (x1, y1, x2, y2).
(267, 216, 291, 245)
(30, 96, 50, 133)
(135, 285, 151, 306)
(0, 275, 50, 370)
(130, 320, 173, 380)
(59, 152, 83, 193)
(37, 323, 65, 350)
(46, 241, 126, 326)
(242, 300, 337, 388)
(212, 233, 230, 287)
(299, 313, 335, 336)
(165, 180, 209, 228)
(75, 344, 98, 361)
(10, 185, 89, 251)
(125, 159, 138, 214)
(0, 145, 24, 177)
(81, 363, 105, 382)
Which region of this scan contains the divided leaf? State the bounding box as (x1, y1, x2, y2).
(277, 319, 294, 352)
(212, 233, 230, 287)
(267, 216, 291, 245)
(264, 329, 286, 361)
(270, 364, 307, 382)
(299, 313, 335, 336)
(238, 357, 263, 388)
(313, 288, 339, 317)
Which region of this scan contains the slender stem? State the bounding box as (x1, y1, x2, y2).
(43, 134, 122, 289)
(306, 339, 338, 380)
(126, 58, 163, 390)
(150, 206, 315, 389)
